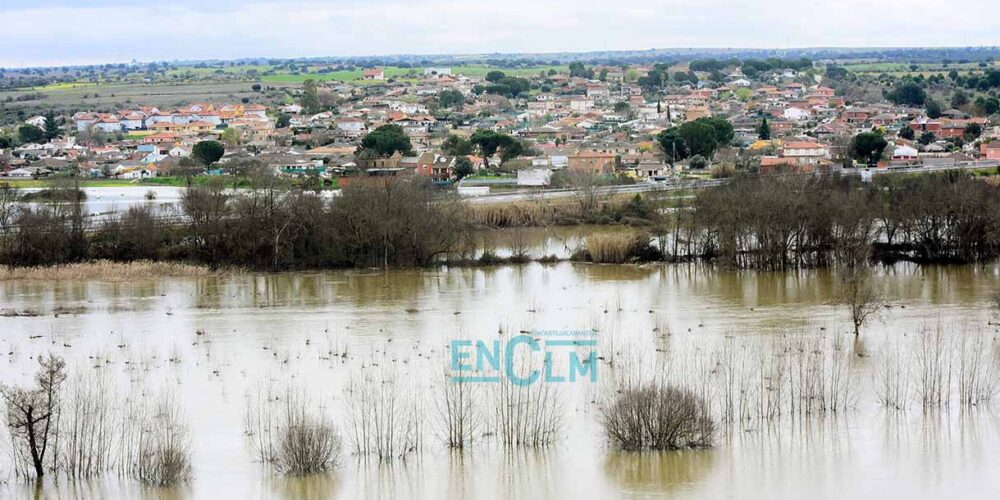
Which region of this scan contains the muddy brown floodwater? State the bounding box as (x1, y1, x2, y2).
(2, 236, 1000, 499)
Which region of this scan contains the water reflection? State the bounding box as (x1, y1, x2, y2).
(263, 471, 340, 500)
(604, 449, 717, 496)
(2, 259, 1000, 499)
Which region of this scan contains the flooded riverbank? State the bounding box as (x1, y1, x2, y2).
(2, 261, 999, 499)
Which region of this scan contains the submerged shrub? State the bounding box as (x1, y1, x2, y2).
(132, 397, 192, 486)
(601, 383, 714, 451)
(244, 386, 342, 474)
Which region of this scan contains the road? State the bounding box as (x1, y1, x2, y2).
(464, 160, 1000, 203)
(464, 179, 726, 204)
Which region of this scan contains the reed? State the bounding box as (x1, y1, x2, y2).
(469, 201, 568, 227)
(578, 233, 656, 264)
(0, 260, 221, 281)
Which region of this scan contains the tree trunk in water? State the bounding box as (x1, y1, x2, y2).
(26, 407, 44, 479)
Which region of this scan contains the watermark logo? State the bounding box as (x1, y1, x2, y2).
(449, 330, 598, 385)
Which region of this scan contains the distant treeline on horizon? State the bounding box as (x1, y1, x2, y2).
(3, 46, 999, 72)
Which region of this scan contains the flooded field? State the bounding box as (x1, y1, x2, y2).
(2, 257, 1000, 499)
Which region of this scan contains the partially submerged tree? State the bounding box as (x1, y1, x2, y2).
(1, 353, 67, 479)
(840, 267, 888, 336)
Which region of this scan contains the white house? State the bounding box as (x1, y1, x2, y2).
(783, 141, 830, 165)
(335, 118, 366, 137)
(244, 105, 267, 119)
(782, 106, 811, 121)
(144, 112, 173, 127)
(892, 145, 919, 160)
(517, 167, 553, 186)
(74, 112, 98, 132)
(570, 98, 594, 113)
(363, 68, 385, 80)
(142, 152, 168, 164)
(94, 116, 123, 133)
(120, 112, 145, 130)
(25, 116, 47, 128)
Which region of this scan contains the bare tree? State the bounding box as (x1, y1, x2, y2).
(1, 353, 67, 479)
(0, 182, 21, 257)
(840, 268, 887, 336)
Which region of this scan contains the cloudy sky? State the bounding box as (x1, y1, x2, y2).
(2, 0, 996, 68)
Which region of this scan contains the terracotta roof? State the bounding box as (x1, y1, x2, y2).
(784, 141, 825, 149)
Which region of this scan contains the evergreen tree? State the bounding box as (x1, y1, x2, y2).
(43, 110, 60, 141)
(757, 116, 771, 140)
(301, 79, 321, 114)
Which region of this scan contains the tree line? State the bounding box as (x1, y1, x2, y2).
(3, 171, 1000, 272)
(681, 171, 1000, 269)
(0, 176, 468, 270)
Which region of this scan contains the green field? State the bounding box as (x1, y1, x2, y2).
(29, 81, 100, 91)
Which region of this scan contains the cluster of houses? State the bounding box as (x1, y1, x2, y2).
(3, 62, 999, 184)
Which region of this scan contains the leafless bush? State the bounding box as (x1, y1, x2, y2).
(433, 370, 481, 449)
(601, 382, 714, 450)
(913, 326, 953, 408)
(127, 394, 192, 486)
(344, 367, 422, 461)
(58, 371, 116, 477)
(874, 339, 910, 410)
(955, 332, 1000, 407)
(785, 337, 855, 416)
(244, 384, 341, 474)
(490, 356, 562, 448)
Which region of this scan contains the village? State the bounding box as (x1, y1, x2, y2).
(2, 59, 1000, 189)
(6, 0, 1000, 493)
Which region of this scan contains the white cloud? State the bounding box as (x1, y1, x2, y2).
(1, 0, 997, 67)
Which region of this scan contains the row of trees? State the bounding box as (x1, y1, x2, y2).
(0, 177, 468, 270)
(685, 172, 1000, 270)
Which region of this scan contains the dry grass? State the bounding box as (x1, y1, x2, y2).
(469, 194, 641, 227)
(469, 200, 574, 227)
(580, 233, 653, 264)
(0, 260, 224, 281)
